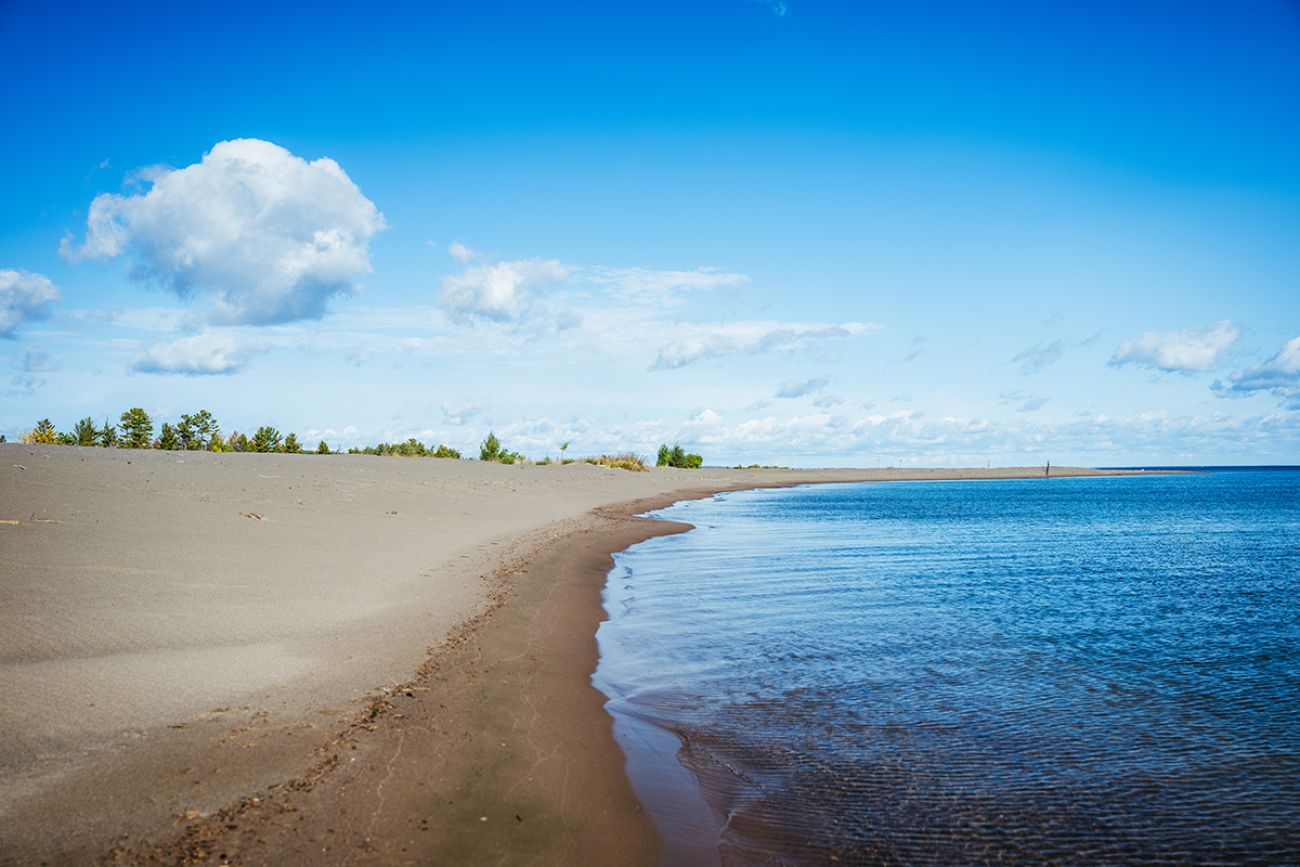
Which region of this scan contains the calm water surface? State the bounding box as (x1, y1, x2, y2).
(594, 472, 1300, 865)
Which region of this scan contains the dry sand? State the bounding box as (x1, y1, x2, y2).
(0, 445, 1133, 864)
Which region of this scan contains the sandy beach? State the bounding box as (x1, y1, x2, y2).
(0, 445, 1130, 865)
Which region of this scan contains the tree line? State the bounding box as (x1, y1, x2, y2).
(17, 409, 331, 454)
(11, 416, 705, 470)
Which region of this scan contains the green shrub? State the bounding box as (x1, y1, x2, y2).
(585, 452, 648, 472)
(654, 442, 703, 469)
(480, 432, 502, 462)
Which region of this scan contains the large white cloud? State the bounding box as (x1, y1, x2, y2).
(652, 321, 873, 370)
(62, 139, 385, 324)
(133, 332, 249, 375)
(0, 269, 60, 338)
(1213, 336, 1300, 409)
(1109, 320, 1239, 373)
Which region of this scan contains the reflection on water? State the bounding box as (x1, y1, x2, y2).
(594, 472, 1300, 865)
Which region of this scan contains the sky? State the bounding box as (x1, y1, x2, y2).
(2, 0, 1298, 466)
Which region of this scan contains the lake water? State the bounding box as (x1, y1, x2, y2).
(594, 471, 1300, 865)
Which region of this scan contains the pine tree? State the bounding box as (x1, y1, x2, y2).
(252, 426, 282, 453)
(656, 444, 671, 466)
(98, 418, 117, 448)
(282, 432, 302, 453)
(178, 410, 219, 450)
(119, 407, 154, 449)
(158, 422, 180, 450)
(316, 440, 331, 454)
(73, 417, 97, 446)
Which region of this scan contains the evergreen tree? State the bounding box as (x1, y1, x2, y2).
(669, 443, 686, 468)
(480, 431, 502, 462)
(282, 432, 302, 453)
(98, 418, 117, 448)
(178, 410, 219, 450)
(25, 418, 59, 444)
(157, 422, 180, 450)
(316, 440, 331, 454)
(656, 444, 671, 466)
(119, 407, 154, 449)
(73, 417, 97, 446)
(252, 426, 282, 453)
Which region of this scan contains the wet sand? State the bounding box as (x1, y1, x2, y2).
(0, 445, 1130, 864)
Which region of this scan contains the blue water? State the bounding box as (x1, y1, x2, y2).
(594, 471, 1300, 865)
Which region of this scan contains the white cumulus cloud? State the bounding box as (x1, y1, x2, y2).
(652, 321, 873, 370)
(0, 269, 60, 337)
(62, 139, 385, 325)
(133, 332, 249, 375)
(439, 257, 570, 323)
(1110, 320, 1240, 373)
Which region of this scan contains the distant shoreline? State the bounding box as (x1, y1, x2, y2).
(0, 446, 1147, 864)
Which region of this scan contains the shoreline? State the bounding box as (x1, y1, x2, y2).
(0, 448, 1147, 865)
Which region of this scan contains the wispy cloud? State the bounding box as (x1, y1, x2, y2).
(999, 390, 1049, 413)
(749, 0, 789, 17)
(1, 269, 60, 338)
(9, 347, 59, 395)
(1110, 320, 1239, 373)
(441, 401, 483, 426)
(1213, 336, 1300, 409)
(1010, 339, 1066, 375)
(776, 375, 831, 399)
(652, 321, 874, 370)
(1009, 331, 1101, 375)
(584, 266, 747, 302)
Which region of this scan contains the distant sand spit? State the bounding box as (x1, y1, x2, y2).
(0, 445, 1132, 864)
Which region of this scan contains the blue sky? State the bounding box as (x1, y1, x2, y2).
(2, 1, 1298, 465)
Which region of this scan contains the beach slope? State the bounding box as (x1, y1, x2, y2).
(0, 445, 1128, 864)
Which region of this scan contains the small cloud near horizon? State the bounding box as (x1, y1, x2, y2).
(133, 332, 249, 375)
